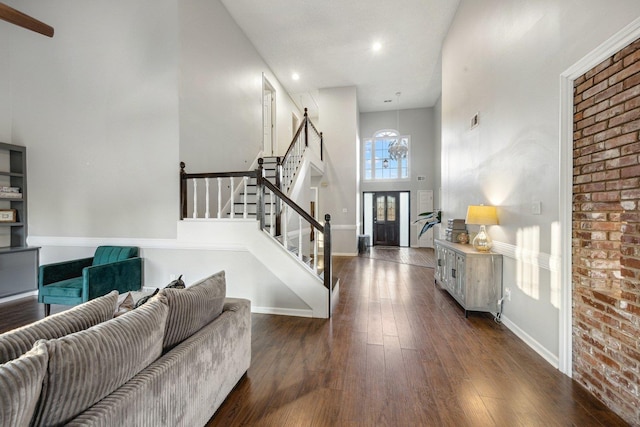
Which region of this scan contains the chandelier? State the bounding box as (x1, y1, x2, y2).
(387, 91, 408, 161)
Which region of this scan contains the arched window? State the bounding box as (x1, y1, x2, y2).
(362, 129, 410, 180)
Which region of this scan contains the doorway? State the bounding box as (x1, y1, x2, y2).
(262, 75, 276, 156)
(363, 191, 409, 247)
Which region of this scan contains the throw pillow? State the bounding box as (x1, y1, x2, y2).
(31, 295, 169, 427)
(159, 270, 226, 350)
(0, 290, 119, 364)
(134, 288, 159, 309)
(0, 341, 48, 427)
(165, 274, 185, 289)
(114, 292, 134, 317)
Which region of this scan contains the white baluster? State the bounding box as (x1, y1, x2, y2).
(217, 178, 222, 218)
(298, 216, 303, 260)
(243, 176, 248, 219)
(230, 177, 235, 219)
(192, 179, 198, 219)
(205, 178, 210, 219)
(282, 205, 288, 249)
(313, 231, 318, 273)
(270, 192, 275, 236)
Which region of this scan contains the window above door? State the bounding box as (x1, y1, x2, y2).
(362, 129, 410, 181)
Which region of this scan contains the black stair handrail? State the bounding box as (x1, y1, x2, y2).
(277, 108, 323, 193)
(179, 161, 333, 309)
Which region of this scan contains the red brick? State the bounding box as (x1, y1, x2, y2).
(610, 85, 640, 106)
(581, 161, 605, 173)
(576, 116, 596, 131)
(621, 188, 640, 199)
(594, 61, 624, 85)
(594, 127, 622, 143)
(593, 148, 621, 162)
(604, 133, 637, 149)
(621, 120, 640, 133)
(595, 104, 624, 122)
(577, 97, 596, 113)
(624, 95, 640, 111)
(586, 57, 614, 79)
(621, 164, 640, 179)
(608, 60, 640, 86)
(595, 82, 624, 104)
(583, 79, 610, 100)
(581, 182, 606, 192)
(609, 108, 640, 128)
(583, 121, 609, 136)
(606, 180, 623, 191)
(620, 141, 640, 155)
(592, 191, 620, 202)
(576, 77, 595, 96)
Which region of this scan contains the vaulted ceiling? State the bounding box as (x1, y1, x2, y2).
(220, 0, 460, 114)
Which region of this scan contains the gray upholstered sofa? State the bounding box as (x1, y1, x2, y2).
(0, 271, 251, 426)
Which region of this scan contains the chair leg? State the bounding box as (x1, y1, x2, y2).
(44, 304, 51, 317)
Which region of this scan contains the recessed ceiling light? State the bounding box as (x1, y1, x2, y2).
(372, 42, 382, 52)
(292, 73, 300, 81)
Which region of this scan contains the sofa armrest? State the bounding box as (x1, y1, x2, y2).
(83, 257, 143, 300)
(39, 257, 94, 287)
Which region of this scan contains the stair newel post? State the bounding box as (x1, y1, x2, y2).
(323, 214, 332, 316)
(275, 156, 282, 190)
(304, 108, 309, 148)
(180, 162, 187, 220)
(257, 159, 265, 231)
(320, 131, 324, 161)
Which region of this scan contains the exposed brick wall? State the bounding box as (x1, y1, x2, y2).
(573, 38, 640, 425)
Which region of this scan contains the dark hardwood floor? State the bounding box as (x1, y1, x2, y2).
(0, 253, 628, 426)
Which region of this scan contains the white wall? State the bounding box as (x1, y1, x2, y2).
(442, 0, 640, 364)
(1, 0, 308, 312)
(317, 86, 359, 255)
(5, 0, 180, 238)
(360, 108, 436, 247)
(179, 0, 301, 173)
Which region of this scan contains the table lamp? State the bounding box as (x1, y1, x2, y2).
(465, 205, 498, 252)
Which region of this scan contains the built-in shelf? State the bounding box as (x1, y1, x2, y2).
(0, 142, 39, 298)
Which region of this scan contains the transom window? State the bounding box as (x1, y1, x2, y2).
(363, 130, 410, 180)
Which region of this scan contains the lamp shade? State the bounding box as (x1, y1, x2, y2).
(465, 205, 498, 225)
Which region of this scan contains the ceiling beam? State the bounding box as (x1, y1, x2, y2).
(0, 2, 54, 37)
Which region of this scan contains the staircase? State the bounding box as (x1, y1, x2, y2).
(179, 110, 337, 318)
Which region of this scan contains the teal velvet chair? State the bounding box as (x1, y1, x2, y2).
(38, 246, 143, 316)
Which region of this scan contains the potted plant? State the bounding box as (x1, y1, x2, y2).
(414, 210, 441, 238)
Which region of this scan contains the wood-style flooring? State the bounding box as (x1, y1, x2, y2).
(0, 253, 628, 426)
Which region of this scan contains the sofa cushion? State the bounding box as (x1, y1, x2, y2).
(37, 277, 83, 298)
(159, 270, 226, 350)
(0, 341, 48, 427)
(0, 291, 119, 364)
(92, 246, 138, 266)
(31, 295, 169, 427)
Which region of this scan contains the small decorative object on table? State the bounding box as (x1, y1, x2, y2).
(0, 209, 16, 222)
(457, 232, 469, 244)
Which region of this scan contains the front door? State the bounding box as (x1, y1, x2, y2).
(373, 192, 400, 246)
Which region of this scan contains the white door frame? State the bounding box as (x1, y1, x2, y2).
(558, 17, 640, 377)
(262, 74, 276, 156)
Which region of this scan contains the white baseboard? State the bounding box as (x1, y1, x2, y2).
(501, 315, 559, 369)
(0, 290, 37, 305)
(251, 306, 313, 318)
